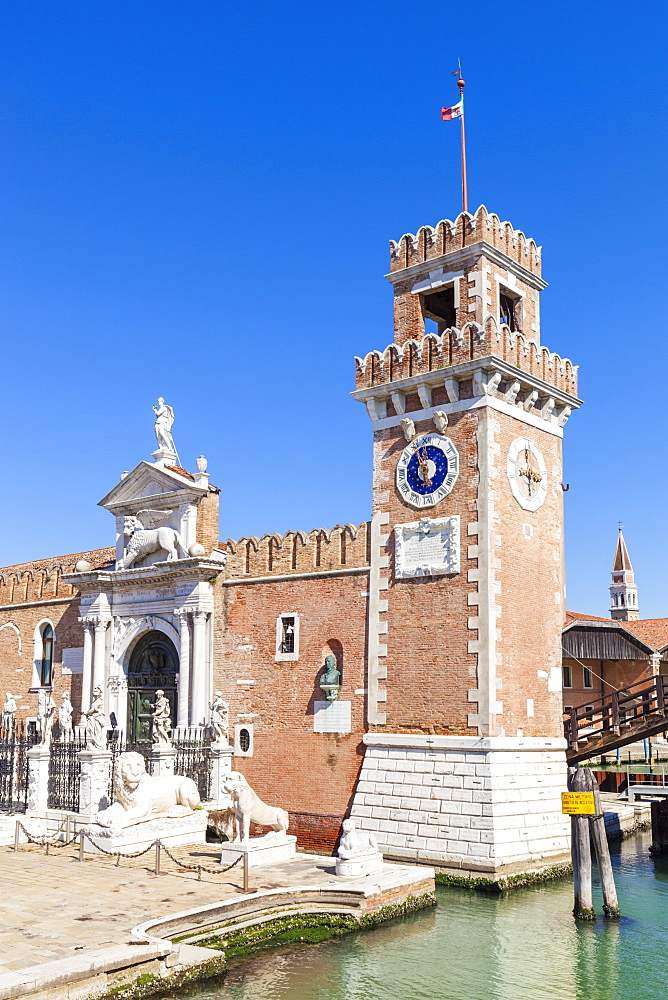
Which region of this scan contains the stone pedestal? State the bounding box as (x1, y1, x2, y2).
(209, 743, 234, 805)
(349, 734, 571, 877)
(151, 746, 177, 778)
(78, 749, 112, 822)
(220, 833, 297, 869)
(336, 851, 384, 879)
(83, 810, 208, 854)
(26, 746, 51, 813)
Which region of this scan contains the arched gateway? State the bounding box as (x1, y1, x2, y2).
(127, 630, 178, 742)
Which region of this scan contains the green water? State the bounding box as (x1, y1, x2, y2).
(184, 833, 668, 1000)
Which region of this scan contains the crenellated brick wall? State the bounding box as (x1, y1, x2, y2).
(0, 548, 114, 607)
(223, 522, 371, 578)
(355, 326, 578, 398)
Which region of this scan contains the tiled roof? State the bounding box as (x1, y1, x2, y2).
(564, 610, 612, 625)
(165, 465, 195, 481)
(564, 611, 668, 653)
(621, 619, 668, 650)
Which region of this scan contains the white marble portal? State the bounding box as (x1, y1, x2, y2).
(394, 516, 460, 579)
(219, 833, 297, 869)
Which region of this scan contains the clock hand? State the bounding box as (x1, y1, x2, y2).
(417, 446, 432, 487)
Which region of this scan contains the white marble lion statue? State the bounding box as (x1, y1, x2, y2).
(337, 818, 379, 859)
(222, 771, 289, 842)
(95, 751, 200, 830)
(119, 515, 189, 570)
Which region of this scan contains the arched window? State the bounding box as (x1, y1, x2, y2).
(40, 624, 54, 686)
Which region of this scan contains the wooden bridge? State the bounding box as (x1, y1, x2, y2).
(565, 675, 668, 763)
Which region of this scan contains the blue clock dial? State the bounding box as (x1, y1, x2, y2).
(406, 446, 448, 495)
(396, 432, 459, 508)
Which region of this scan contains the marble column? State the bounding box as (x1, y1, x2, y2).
(175, 609, 191, 730)
(191, 610, 208, 727)
(78, 748, 113, 821)
(92, 621, 108, 694)
(79, 619, 94, 714)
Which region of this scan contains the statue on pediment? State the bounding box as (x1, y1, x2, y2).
(153, 398, 177, 456)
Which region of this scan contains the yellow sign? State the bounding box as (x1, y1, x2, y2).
(561, 792, 596, 815)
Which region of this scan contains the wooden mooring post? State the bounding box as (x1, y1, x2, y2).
(649, 797, 668, 855)
(568, 767, 595, 921)
(567, 767, 620, 921)
(585, 768, 619, 919)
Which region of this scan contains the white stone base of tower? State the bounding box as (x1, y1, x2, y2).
(349, 734, 571, 881)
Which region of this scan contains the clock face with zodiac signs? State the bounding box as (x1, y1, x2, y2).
(507, 437, 548, 512)
(396, 432, 460, 509)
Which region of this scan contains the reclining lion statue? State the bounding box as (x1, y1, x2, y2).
(95, 751, 200, 830)
(223, 771, 289, 842)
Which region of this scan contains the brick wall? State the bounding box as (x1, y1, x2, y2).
(0, 547, 113, 715)
(213, 570, 370, 851)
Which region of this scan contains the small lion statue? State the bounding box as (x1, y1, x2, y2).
(223, 771, 289, 843)
(337, 818, 378, 860)
(95, 751, 200, 831)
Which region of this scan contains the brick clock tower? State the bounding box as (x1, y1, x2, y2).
(349, 206, 582, 879)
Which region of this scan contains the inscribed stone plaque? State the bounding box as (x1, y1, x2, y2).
(394, 515, 460, 579)
(313, 700, 352, 734)
(61, 647, 84, 675)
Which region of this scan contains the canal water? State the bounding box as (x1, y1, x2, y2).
(180, 832, 668, 1000)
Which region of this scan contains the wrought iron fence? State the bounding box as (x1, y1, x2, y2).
(174, 728, 213, 801)
(0, 721, 39, 813)
(106, 728, 212, 803)
(47, 735, 87, 811)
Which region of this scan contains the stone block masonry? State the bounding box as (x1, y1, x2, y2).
(351, 734, 570, 875)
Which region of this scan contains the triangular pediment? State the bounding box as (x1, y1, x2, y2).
(98, 462, 205, 513)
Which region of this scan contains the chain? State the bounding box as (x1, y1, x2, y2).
(16, 824, 244, 879)
(159, 840, 242, 876)
(16, 820, 79, 849)
(81, 835, 159, 860)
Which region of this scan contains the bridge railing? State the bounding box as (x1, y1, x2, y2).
(564, 675, 668, 748)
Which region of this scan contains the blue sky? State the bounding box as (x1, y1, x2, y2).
(1, 1, 666, 617)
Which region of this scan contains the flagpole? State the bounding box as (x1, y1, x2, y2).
(457, 74, 468, 213)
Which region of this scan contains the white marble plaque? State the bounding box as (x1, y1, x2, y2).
(313, 700, 352, 734)
(394, 515, 460, 579)
(61, 647, 84, 675)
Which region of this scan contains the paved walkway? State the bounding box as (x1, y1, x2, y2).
(0, 840, 338, 974)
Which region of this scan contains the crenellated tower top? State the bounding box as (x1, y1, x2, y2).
(387, 205, 545, 348)
(353, 206, 580, 433)
(389, 205, 542, 276)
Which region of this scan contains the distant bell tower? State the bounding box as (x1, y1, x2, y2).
(609, 527, 640, 621)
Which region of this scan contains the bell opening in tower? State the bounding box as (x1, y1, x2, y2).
(422, 286, 456, 332)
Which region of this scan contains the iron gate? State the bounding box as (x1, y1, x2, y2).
(47, 735, 87, 811)
(0, 722, 39, 813)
